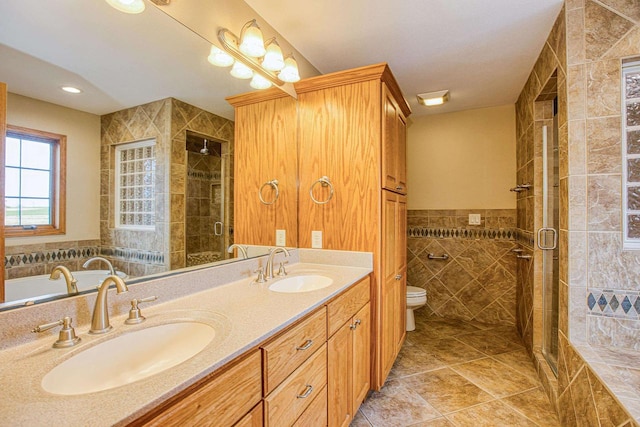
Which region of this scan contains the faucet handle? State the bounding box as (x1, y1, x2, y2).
(277, 261, 289, 277)
(125, 296, 158, 325)
(32, 316, 81, 348)
(253, 268, 267, 283)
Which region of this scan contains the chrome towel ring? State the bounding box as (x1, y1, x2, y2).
(259, 179, 280, 205)
(309, 176, 334, 205)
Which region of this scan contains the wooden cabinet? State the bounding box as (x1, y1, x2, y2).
(295, 64, 410, 390)
(227, 90, 298, 247)
(380, 192, 407, 380)
(326, 277, 371, 427)
(234, 403, 263, 427)
(137, 350, 262, 427)
(382, 84, 407, 194)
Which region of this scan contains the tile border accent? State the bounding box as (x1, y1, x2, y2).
(407, 227, 516, 240)
(587, 289, 640, 319)
(100, 247, 164, 265)
(4, 246, 99, 268)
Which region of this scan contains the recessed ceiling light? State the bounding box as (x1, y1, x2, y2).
(61, 86, 82, 94)
(417, 90, 449, 106)
(105, 0, 145, 14)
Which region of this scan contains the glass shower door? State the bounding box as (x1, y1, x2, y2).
(540, 105, 560, 375)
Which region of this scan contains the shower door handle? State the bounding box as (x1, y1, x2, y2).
(214, 222, 223, 236)
(537, 228, 557, 250)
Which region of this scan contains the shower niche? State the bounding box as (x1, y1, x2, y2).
(185, 131, 231, 267)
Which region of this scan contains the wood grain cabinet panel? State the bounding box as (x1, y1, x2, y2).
(293, 385, 328, 427)
(233, 402, 263, 427)
(138, 350, 262, 427)
(262, 308, 327, 395)
(326, 276, 370, 336)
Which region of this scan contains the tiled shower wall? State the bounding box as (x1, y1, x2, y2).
(407, 209, 517, 326)
(517, 2, 640, 424)
(100, 98, 234, 276)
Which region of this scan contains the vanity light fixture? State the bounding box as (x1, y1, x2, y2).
(209, 19, 301, 90)
(61, 86, 82, 94)
(417, 90, 449, 106)
(105, 0, 146, 14)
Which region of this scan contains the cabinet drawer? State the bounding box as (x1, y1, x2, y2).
(264, 343, 327, 427)
(326, 276, 370, 336)
(262, 308, 327, 394)
(141, 350, 262, 427)
(294, 384, 328, 427)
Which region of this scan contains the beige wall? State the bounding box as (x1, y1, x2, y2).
(407, 104, 517, 210)
(5, 93, 101, 246)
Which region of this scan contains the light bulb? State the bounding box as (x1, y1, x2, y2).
(262, 39, 284, 71)
(230, 61, 253, 79)
(105, 0, 145, 14)
(208, 46, 234, 67)
(239, 20, 266, 57)
(250, 73, 272, 90)
(278, 55, 300, 83)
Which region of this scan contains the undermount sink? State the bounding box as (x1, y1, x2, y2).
(268, 275, 333, 293)
(42, 322, 215, 395)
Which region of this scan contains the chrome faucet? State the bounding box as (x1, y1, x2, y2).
(83, 256, 116, 275)
(227, 243, 249, 259)
(265, 247, 290, 279)
(49, 266, 78, 295)
(89, 275, 128, 334)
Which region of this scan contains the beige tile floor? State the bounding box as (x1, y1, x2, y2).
(354, 314, 560, 426)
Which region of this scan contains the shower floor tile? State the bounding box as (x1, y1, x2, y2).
(356, 317, 560, 427)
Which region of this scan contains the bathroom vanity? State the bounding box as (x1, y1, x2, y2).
(0, 249, 372, 426)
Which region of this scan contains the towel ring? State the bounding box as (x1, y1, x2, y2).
(259, 179, 279, 205)
(309, 176, 334, 205)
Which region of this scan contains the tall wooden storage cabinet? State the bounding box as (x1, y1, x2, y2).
(229, 63, 410, 395)
(227, 90, 298, 247)
(295, 64, 410, 390)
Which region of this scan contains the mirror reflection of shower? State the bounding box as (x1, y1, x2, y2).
(185, 131, 230, 267)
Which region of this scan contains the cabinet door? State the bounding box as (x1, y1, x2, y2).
(352, 302, 371, 412)
(382, 85, 399, 192)
(327, 322, 352, 427)
(233, 402, 263, 427)
(380, 191, 398, 380)
(233, 95, 298, 246)
(396, 114, 407, 194)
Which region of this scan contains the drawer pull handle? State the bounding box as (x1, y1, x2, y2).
(350, 319, 362, 330)
(297, 384, 314, 399)
(296, 339, 313, 351)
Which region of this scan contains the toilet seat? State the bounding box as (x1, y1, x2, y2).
(407, 286, 426, 297)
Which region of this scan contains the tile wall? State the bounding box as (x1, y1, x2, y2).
(100, 98, 234, 276)
(407, 209, 517, 326)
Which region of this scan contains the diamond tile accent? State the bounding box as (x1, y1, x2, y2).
(635, 297, 640, 314)
(598, 294, 608, 311)
(621, 296, 632, 314)
(587, 293, 597, 310)
(609, 295, 620, 312)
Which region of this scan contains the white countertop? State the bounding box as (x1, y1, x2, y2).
(0, 261, 371, 426)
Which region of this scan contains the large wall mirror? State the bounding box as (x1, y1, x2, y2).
(0, 0, 316, 309)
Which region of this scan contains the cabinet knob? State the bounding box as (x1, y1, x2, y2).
(396, 186, 403, 191)
(350, 319, 362, 330)
(395, 274, 402, 280)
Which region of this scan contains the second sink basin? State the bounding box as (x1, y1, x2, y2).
(269, 275, 333, 293)
(42, 321, 215, 395)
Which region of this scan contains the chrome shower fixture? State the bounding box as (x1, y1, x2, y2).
(200, 139, 209, 155)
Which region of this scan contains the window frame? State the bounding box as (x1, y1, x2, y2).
(622, 60, 640, 250)
(4, 124, 66, 237)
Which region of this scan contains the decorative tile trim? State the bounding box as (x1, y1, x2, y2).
(407, 226, 516, 240)
(187, 168, 221, 182)
(515, 229, 535, 247)
(587, 289, 640, 319)
(100, 247, 164, 265)
(4, 247, 99, 268)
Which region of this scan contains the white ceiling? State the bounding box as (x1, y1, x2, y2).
(245, 0, 565, 116)
(0, 0, 564, 120)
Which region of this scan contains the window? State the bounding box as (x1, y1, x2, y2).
(115, 139, 156, 229)
(623, 60, 640, 249)
(4, 125, 65, 237)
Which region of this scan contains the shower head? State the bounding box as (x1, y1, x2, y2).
(200, 139, 209, 155)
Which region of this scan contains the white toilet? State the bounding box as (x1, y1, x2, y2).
(406, 286, 427, 331)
